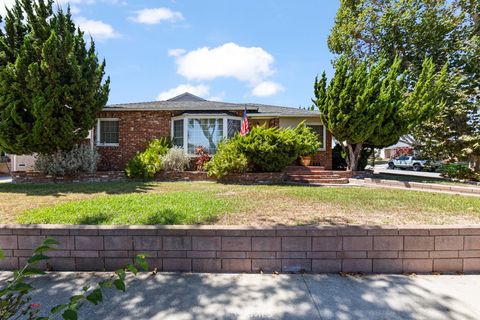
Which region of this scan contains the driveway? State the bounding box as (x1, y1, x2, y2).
(0, 175, 11, 183)
(6, 272, 480, 320)
(373, 164, 442, 179)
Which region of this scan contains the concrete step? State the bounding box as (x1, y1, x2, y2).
(286, 173, 344, 178)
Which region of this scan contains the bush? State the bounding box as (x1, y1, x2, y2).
(205, 140, 248, 178)
(125, 138, 170, 178)
(236, 125, 301, 172)
(441, 164, 479, 181)
(332, 144, 347, 170)
(162, 146, 191, 171)
(294, 123, 321, 156)
(35, 144, 100, 176)
(195, 146, 211, 171)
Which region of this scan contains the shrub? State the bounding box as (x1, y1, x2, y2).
(125, 138, 170, 178)
(195, 146, 211, 171)
(294, 123, 321, 156)
(162, 146, 191, 171)
(35, 144, 100, 176)
(205, 140, 248, 178)
(441, 164, 479, 181)
(236, 125, 301, 172)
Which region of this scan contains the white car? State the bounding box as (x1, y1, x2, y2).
(387, 156, 440, 172)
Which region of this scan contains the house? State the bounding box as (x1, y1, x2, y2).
(94, 92, 332, 170)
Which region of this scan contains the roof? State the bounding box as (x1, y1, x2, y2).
(104, 92, 319, 118)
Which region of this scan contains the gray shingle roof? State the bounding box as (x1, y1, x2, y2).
(105, 92, 319, 117)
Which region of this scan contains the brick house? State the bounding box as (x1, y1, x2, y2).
(94, 92, 332, 170)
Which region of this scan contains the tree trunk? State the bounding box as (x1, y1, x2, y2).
(469, 155, 480, 172)
(346, 142, 363, 171)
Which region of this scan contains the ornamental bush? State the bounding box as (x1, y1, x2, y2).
(294, 123, 321, 156)
(161, 147, 191, 172)
(206, 124, 318, 178)
(441, 164, 479, 181)
(125, 138, 170, 178)
(204, 141, 248, 178)
(35, 144, 100, 177)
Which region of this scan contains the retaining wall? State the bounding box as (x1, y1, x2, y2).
(1, 225, 479, 274)
(11, 171, 126, 184)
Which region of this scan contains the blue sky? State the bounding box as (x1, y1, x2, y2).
(2, 0, 340, 107)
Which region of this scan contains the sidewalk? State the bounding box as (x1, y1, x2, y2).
(4, 272, 480, 320)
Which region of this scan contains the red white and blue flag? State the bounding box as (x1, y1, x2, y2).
(240, 106, 250, 136)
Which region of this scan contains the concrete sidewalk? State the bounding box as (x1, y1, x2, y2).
(3, 272, 479, 320)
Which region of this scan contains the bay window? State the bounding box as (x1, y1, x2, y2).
(172, 114, 242, 154)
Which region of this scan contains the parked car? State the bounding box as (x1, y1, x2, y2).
(387, 156, 440, 172)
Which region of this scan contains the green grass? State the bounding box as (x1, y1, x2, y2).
(2, 181, 480, 225)
(17, 191, 238, 225)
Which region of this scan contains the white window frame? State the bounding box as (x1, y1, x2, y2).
(96, 118, 120, 147)
(305, 122, 327, 151)
(171, 113, 242, 154)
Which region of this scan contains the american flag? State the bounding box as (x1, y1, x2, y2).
(240, 106, 250, 136)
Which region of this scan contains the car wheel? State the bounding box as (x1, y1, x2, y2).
(413, 164, 422, 171)
(388, 162, 395, 169)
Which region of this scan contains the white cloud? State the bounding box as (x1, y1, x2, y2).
(168, 48, 186, 57)
(173, 42, 275, 84)
(75, 16, 119, 40)
(252, 81, 285, 97)
(0, 0, 16, 16)
(157, 84, 210, 101)
(130, 8, 183, 25)
(171, 42, 285, 97)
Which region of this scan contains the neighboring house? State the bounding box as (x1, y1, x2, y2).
(379, 141, 412, 159)
(95, 92, 332, 170)
(0, 154, 36, 173)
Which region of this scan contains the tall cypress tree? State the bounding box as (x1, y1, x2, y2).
(314, 56, 446, 171)
(0, 0, 109, 155)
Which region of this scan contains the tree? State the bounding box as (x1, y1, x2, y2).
(0, 0, 109, 155)
(327, 0, 479, 170)
(314, 56, 446, 171)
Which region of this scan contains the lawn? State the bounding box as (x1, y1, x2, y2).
(1, 181, 480, 225)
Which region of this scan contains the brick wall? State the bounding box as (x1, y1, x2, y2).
(96, 111, 175, 170)
(312, 131, 333, 169)
(1, 225, 479, 273)
(12, 171, 125, 184)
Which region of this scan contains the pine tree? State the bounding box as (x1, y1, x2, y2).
(314, 56, 446, 171)
(0, 0, 109, 155)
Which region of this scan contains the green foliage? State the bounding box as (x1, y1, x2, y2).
(205, 140, 248, 178)
(0, 237, 148, 320)
(0, 0, 110, 155)
(314, 56, 446, 170)
(441, 164, 479, 181)
(125, 138, 170, 178)
(161, 146, 191, 172)
(206, 124, 319, 177)
(328, 0, 479, 170)
(34, 144, 100, 177)
(236, 125, 301, 172)
(294, 122, 321, 156)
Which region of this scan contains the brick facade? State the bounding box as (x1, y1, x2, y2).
(96, 110, 175, 170)
(94, 111, 333, 170)
(1, 225, 479, 274)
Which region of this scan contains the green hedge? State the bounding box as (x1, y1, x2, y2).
(125, 138, 171, 178)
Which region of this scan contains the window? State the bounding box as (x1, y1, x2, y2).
(306, 124, 325, 150)
(97, 119, 119, 146)
(228, 119, 241, 138)
(173, 119, 184, 147)
(172, 114, 242, 154)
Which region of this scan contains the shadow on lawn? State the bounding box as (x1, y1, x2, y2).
(0, 180, 156, 197)
(25, 273, 479, 320)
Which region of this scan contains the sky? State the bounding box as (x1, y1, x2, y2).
(0, 0, 340, 107)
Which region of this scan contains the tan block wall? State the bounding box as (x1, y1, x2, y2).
(1, 225, 479, 274)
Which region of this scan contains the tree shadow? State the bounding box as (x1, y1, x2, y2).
(21, 272, 480, 320)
